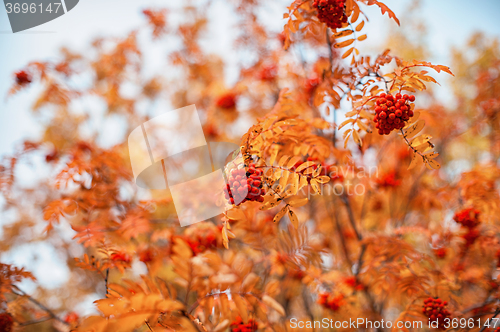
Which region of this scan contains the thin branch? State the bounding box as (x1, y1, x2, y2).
(479, 307, 500, 332)
(340, 193, 362, 241)
(12, 286, 69, 326)
(105, 268, 109, 295)
(145, 319, 154, 331)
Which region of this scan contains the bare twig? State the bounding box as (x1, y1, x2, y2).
(479, 307, 500, 332)
(12, 286, 69, 326)
(105, 268, 109, 295)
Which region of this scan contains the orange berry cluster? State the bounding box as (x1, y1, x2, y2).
(185, 230, 218, 255)
(258, 64, 278, 82)
(318, 292, 344, 311)
(305, 77, 320, 97)
(422, 297, 450, 330)
(375, 171, 401, 188)
(110, 252, 131, 263)
(374, 93, 415, 135)
(434, 248, 447, 259)
(216, 92, 237, 109)
(453, 207, 481, 228)
(0, 313, 13, 332)
(15, 70, 31, 85)
(454, 208, 481, 246)
(343, 276, 364, 291)
(230, 316, 258, 332)
(313, 0, 347, 30)
(64, 312, 79, 324)
(224, 163, 265, 205)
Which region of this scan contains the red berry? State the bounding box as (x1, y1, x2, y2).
(409, 95, 415, 102)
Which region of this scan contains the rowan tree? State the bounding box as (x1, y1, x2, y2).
(1, 1, 500, 332)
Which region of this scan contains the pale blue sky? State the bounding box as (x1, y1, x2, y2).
(1, 0, 500, 157)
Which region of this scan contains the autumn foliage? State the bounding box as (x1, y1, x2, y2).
(1, 1, 500, 332)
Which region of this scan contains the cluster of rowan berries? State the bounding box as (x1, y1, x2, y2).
(138, 248, 155, 263)
(224, 164, 265, 205)
(305, 77, 320, 96)
(185, 230, 218, 255)
(15, 70, 31, 85)
(453, 208, 481, 228)
(0, 313, 13, 332)
(216, 92, 238, 109)
(64, 312, 79, 324)
(453, 208, 481, 246)
(434, 248, 447, 259)
(374, 93, 415, 135)
(258, 64, 278, 82)
(318, 292, 344, 311)
(343, 276, 365, 291)
(288, 267, 306, 280)
(313, 0, 348, 29)
(422, 297, 450, 330)
(230, 316, 258, 332)
(375, 171, 401, 188)
(110, 252, 132, 263)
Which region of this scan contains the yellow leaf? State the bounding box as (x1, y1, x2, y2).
(333, 30, 354, 38)
(233, 295, 248, 323)
(241, 273, 260, 292)
(342, 47, 355, 59)
(279, 170, 290, 190)
(262, 295, 285, 316)
(338, 118, 355, 130)
(226, 208, 246, 221)
(310, 179, 321, 194)
(344, 129, 352, 148)
(424, 151, 439, 159)
(273, 206, 288, 223)
(315, 175, 330, 184)
(355, 20, 365, 31)
(334, 39, 355, 48)
(352, 130, 362, 146)
(295, 161, 316, 173)
(403, 119, 425, 139)
(414, 142, 434, 153)
(426, 158, 441, 170)
(410, 134, 432, 147)
(288, 209, 299, 228)
(357, 34, 367, 41)
(298, 175, 308, 190)
(287, 197, 308, 207)
(351, 3, 360, 23)
(269, 147, 279, 166)
(407, 151, 418, 170)
(222, 225, 229, 249)
(278, 155, 290, 167)
(287, 156, 302, 169)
